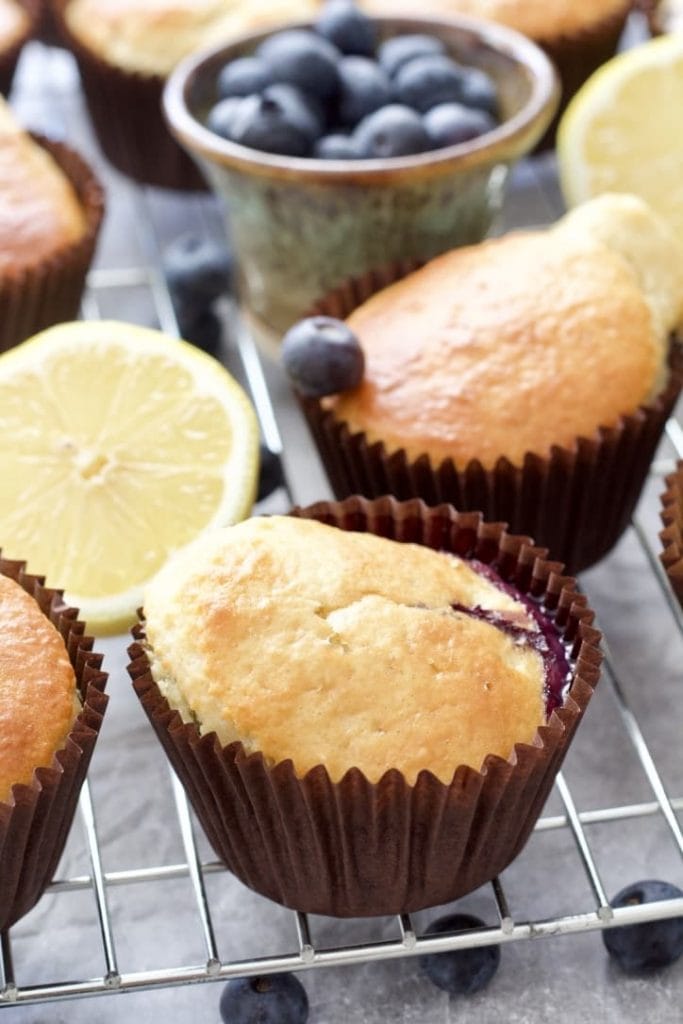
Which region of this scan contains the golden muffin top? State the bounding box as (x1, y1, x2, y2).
(0, 0, 29, 49)
(330, 194, 683, 470)
(143, 515, 551, 785)
(0, 575, 78, 803)
(0, 100, 86, 276)
(365, 0, 631, 42)
(64, 0, 321, 76)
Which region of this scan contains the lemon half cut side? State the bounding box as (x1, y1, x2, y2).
(0, 321, 260, 634)
(557, 33, 683, 238)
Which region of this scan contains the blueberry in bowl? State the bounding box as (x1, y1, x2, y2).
(164, 6, 559, 355)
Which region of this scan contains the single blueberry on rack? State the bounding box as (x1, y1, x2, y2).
(219, 974, 309, 1024)
(419, 913, 501, 995)
(602, 880, 683, 973)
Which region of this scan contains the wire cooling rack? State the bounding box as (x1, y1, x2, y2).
(2, 35, 683, 1014)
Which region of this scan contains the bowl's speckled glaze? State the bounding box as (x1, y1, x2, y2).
(164, 15, 559, 353)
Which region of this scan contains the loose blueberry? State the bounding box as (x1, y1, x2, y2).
(602, 880, 683, 973)
(230, 93, 313, 156)
(216, 56, 273, 99)
(314, 133, 359, 159)
(419, 913, 501, 996)
(176, 307, 223, 357)
(337, 56, 392, 126)
(315, 0, 377, 57)
(219, 974, 309, 1024)
(262, 83, 325, 144)
(163, 233, 234, 308)
(353, 104, 429, 158)
(257, 443, 286, 501)
(257, 29, 341, 101)
(459, 67, 500, 118)
(395, 54, 468, 113)
(378, 33, 447, 78)
(282, 316, 364, 398)
(424, 102, 496, 147)
(206, 96, 246, 140)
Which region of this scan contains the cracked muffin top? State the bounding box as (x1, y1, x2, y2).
(328, 194, 683, 470)
(0, 574, 78, 803)
(142, 515, 569, 784)
(0, 99, 87, 276)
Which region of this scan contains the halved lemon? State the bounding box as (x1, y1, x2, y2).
(0, 321, 259, 634)
(557, 33, 683, 237)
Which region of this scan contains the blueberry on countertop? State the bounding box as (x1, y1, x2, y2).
(217, 55, 273, 99)
(282, 316, 364, 397)
(424, 102, 496, 148)
(378, 32, 447, 78)
(316, 0, 377, 56)
(602, 880, 683, 973)
(230, 92, 314, 156)
(419, 913, 501, 995)
(219, 974, 309, 1024)
(257, 443, 286, 501)
(395, 54, 467, 113)
(354, 104, 429, 158)
(163, 233, 234, 309)
(314, 132, 359, 159)
(176, 307, 223, 358)
(256, 29, 341, 100)
(337, 56, 392, 126)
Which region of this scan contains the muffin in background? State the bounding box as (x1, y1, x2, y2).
(0, 0, 37, 95)
(643, 0, 683, 33)
(0, 556, 107, 932)
(129, 496, 602, 917)
(50, 0, 320, 188)
(0, 99, 104, 351)
(366, 0, 634, 145)
(660, 462, 683, 605)
(295, 194, 683, 573)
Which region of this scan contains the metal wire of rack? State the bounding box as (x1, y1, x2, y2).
(2, 36, 683, 1017)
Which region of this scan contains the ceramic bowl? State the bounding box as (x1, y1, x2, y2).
(164, 14, 559, 354)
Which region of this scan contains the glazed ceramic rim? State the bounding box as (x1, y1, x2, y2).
(163, 13, 560, 185)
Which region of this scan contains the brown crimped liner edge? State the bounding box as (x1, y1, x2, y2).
(660, 460, 683, 605)
(0, 555, 108, 931)
(0, 0, 39, 97)
(50, 0, 205, 190)
(128, 495, 601, 918)
(0, 132, 104, 353)
(300, 262, 683, 575)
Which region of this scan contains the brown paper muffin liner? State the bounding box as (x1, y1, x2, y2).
(0, 555, 108, 932)
(128, 495, 602, 917)
(51, 0, 205, 190)
(0, 132, 104, 354)
(534, 2, 632, 149)
(0, 0, 39, 96)
(660, 461, 683, 605)
(301, 263, 683, 575)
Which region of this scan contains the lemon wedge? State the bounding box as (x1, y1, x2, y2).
(557, 34, 683, 237)
(0, 321, 259, 634)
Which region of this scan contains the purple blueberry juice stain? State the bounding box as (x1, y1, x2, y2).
(453, 560, 572, 717)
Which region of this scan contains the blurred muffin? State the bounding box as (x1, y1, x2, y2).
(0, 556, 107, 931)
(298, 194, 683, 572)
(366, 0, 634, 143)
(130, 497, 602, 917)
(0, 99, 104, 351)
(645, 0, 683, 32)
(51, 0, 320, 188)
(660, 461, 683, 604)
(0, 0, 37, 95)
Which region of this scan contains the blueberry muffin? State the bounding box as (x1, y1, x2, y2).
(297, 194, 683, 572)
(0, 99, 104, 351)
(130, 496, 601, 916)
(0, 558, 107, 931)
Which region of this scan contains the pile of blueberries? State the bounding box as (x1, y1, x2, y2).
(204, 0, 500, 160)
